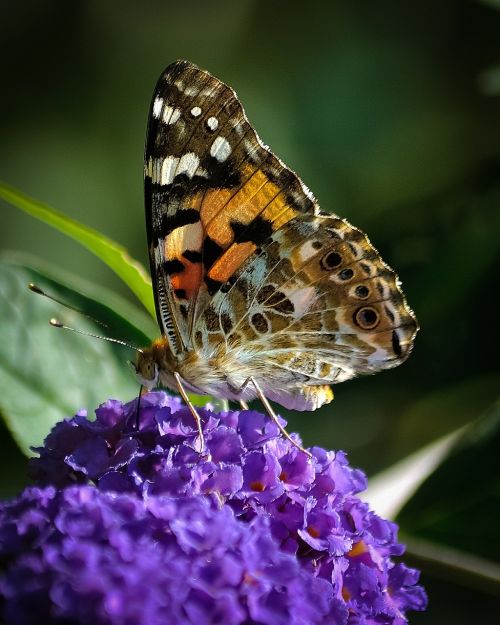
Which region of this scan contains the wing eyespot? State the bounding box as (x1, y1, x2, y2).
(354, 285, 370, 299)
(339, 268, 354, 281)
(320, 251, 342, 271)
(353, 306, 380, 330)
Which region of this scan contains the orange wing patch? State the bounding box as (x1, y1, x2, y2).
(208, 241, 256, 283)
(170, 255, 203, 300)
(161, 165, 303, 304)
(198, 165, 301, 282)
(201, 167, 277, 247)
(163, 220, 204, 300)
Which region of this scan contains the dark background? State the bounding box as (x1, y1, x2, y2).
(1, 1, 500, 623)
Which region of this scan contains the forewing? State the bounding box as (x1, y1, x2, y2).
(144, 60, 316, 355)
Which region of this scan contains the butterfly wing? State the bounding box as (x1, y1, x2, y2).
(144, 60, 316, 355)
(145, 60, 417, 410)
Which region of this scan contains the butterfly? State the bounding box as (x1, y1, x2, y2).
(135, 60, 418, 446)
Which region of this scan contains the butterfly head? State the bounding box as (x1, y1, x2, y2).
(134, 351, 159, 389)
(133, 338, 176, 390)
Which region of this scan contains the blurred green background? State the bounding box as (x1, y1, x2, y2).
(1, 1, 500, 623)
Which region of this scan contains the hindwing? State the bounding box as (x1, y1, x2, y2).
(195, 213, 418, 407)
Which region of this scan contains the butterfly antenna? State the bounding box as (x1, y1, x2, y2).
(28, 283, 109, 329)
(49, 318, 143, 353)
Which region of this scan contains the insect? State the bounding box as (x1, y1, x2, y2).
(135, 60, 418, 449)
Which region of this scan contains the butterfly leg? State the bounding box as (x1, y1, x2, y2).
(135, 384, 143, 430)
(249, 377, 312, 458)
(239, 399, 249, 410)
(173, 371, 206, 454)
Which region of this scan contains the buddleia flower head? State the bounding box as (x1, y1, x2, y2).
(0, 392, 426, 624)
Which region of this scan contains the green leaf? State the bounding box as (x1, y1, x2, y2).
(363, 391, 500, 594)
(189, 393, 229, 412)
(0, 254, 226, 453)
(362, 426, 465, 520)
(0, 181, 155, 319)
(401, 534, 500, 598)
(0, 258, 149, 454)
(397, 398, 500, 563)
(3, 250, 158, 343)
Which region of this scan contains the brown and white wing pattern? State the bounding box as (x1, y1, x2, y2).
(202, 213, 418, 409)
(197, 214, 418, 409)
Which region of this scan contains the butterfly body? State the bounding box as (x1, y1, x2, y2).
(137, 60, 418, 411)
(136, 334, 334, 411)
(136, 338, 256, 400)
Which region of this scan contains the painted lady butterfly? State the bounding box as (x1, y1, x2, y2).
(135, 60, 418, 444)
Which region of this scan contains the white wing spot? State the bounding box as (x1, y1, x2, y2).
(285, 286, 316, 317)
(231, 118, 245, 136)
(155, 153, 208, 186)
(163, 105, 181, 125)
(207, 116, 218, 131)
(184, 86, 199, 97)
(210, 136, 232, 162)
(161, 157, 179, 185)
(152, 97, 163, 118)
(200, 87, 216, 97)
(165, 221, 203, 260)
(297, 240, 320, 264)
(190, 106, 202, 117)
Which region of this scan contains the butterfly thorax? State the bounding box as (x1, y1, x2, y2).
(135, 336, 259, 398)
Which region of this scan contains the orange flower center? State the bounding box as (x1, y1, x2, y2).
(348, 540, 367, 558)
(250, 481, 265, 492)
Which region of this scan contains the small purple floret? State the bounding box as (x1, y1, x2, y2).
(0, 391, 426, 624)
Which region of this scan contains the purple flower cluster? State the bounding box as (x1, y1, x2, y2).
(0, 486, 337, 625)
(0, 392, 427, 624)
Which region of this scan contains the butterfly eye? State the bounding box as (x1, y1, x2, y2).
(354, 306, 380, 330)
